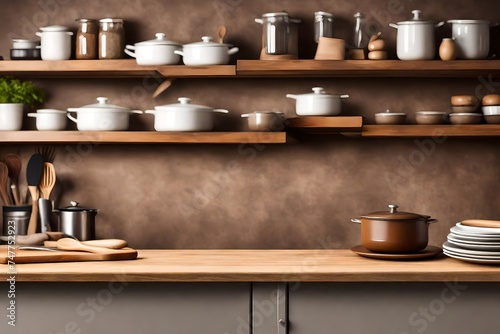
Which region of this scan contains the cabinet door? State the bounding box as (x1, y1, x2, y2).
(0, 282, 250, 334)
(289, 282, 500, 334)
(252, 283, 288, 334)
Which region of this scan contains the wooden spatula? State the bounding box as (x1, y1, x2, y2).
(461, 219, 500, 228)
(26, 154, 44, 235)
(45, 238, 127, 249)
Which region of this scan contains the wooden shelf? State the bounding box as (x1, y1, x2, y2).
(362, 124, 500, 137)
(237, 60, 500, 77)
(287, 116, 363, 134)
(0, 60, 236, 78)
(0, 131, 286, 144)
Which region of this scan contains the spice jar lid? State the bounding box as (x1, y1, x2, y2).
(99, 18, 124, 23)
(360, 204, 430, 220)
(76, 18, 96, 23)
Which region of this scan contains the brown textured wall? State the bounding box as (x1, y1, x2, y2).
(0, 0, 499, 249)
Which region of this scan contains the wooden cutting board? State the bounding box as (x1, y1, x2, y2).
(461, 219, 500, 228)
(0, 247, 138, 264)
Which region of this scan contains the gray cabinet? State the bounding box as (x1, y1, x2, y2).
(0, 282, 250, 334)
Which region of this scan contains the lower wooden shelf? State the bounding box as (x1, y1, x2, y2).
(362, 124, 500, 137)
(0, 131, 287, 144)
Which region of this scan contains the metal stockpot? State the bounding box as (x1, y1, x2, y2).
(54, 201, 98, 240)
(255, 12, 301, 55)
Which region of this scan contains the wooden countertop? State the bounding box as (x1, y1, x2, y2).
(2, 250, 500, 282)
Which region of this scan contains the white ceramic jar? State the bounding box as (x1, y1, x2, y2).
(125, 33, 181, 65)
(28, 109, 67, 131)
(0, 103, 24, 130)
(286, 87, 349, 116)
(447, 20, 492, 59)
(174, 36, 239, 65)
(390, 10, 444, 60)
(36, 25, 73, 60)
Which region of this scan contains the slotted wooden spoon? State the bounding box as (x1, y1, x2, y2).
(39, 162, 56, 200)
(0, 162, 12, 206)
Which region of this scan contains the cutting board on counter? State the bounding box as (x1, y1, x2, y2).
(0, 247, 138, 264)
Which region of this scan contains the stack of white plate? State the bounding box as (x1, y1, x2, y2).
(443, 223, 500, 264)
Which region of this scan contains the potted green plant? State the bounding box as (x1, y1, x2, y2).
(0, 77, 45, 130)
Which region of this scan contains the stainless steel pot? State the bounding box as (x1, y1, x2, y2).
(54, 201, 98, 240)
(255, 12, 301, 55)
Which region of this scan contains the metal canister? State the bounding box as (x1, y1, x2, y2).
(99, 18, 125, 59)
(54, 201, 98, 240)
(2, 205, 31, 236)
(314, 11, 334, 43)
(255, 12, 290, 55)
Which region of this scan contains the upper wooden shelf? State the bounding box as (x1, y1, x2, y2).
(0, 131, 286, 144)
(362, 124, 500, 137)
(237, 60, 500, 77)
(0, 59, 236, 78)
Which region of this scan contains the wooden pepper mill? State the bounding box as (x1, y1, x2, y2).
(367, 32, 388, 60)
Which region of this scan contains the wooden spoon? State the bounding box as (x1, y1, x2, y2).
(461, 219, 500, 229)
(218, 25, 227, 44)
(39, 162, 56, 199)
(45, 238, 127, 249)
(3, 154, 22, 205)
(0, 162, 12, 205)
(56, 238, 126, 254)
(152, 78, 175, 98)
(26, 154, 44, 234)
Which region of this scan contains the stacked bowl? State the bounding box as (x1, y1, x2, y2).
(481, 94, 500, 124)
(449, 95, 483, 124)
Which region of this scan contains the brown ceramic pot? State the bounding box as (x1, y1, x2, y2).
(351, 204, 438, 253)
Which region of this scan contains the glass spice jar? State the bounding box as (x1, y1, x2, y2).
(98, 18, 125, 59)
(76, 19, 98, 59)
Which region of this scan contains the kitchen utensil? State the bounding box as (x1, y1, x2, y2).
(482, 94, 500, 106)
(0, 231, 45, 245)
(451, 95, 479, 107)
(314, 37, 345, 60)
(447, 20, 495, 59)
(146, 97, 229, 132)
(390, 10, 444, 60)
(449, 113, 483, 124)
(36, 145, 56, 163)
(99, 18, 125, 59)
(54, 201, 97, 241)
(0, 163, 12, 206)
(67, 97, 143, 131)
(439, 38, 457, 61)
(26, 153, 44, 235)
(461, 220, 500, 228)
(45, 238, 127, 249)
(152, 78, 175, 98)
(28, 109, 67, 131)
(351, 204, 438, 253)
(125, 33, 181, 65)
(38, 198, 52, 232)
(3, 154, 22, 205)
(174, 36, 239, 65)
(255, 12, 301, 57)
(217, 25, 227, 44)
(375, 110, 406, 124)
(75, 19, 98, 59)
(0, 103, 24, 130)
(415, 111, 447, 125)
(39, 162, 56, 200)
(315, 11, 334, 43)
(2, 205, 31, 236)
(10, 48, 41, 60)
(351, 245, 442, 260)
(56, 238, 126, 254)
(286, 87, 349, 116)
(241, 112, 285, 131)
(12, 39, 39, 49)
(0, 247, 138, 263)
(36, 25, 73, 60)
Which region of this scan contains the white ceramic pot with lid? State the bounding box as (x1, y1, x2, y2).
(36, 25, 73, 60)
(67, 97, 143, 131)
(389, 10, 444, 60)
(286, 87, 349, 116)
(28, 109, 67, 131)
(447, 20, 495, 59)
(146, 97, 229, 131)
(124, 33, 181, 65)
(174, 36, 239, 65)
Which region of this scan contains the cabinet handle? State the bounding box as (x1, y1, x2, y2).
(278, 319, 286, 326)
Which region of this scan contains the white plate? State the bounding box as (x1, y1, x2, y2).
(447, 237, 500, 251)
(448, 232, 500, 242)
(455, 223, 500, 235)
(450, 227, 500, 240)
(443, 248, 500, 260)
(443, 250, 500, 264)
(443, 241, 500, 257)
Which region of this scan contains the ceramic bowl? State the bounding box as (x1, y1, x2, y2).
(375, 110, 406, 125)
(482, 106, 500, 115)
(241, 112, 285, 131)
(485, 115, 500, 124)
(451, 95, 479, 107)
(415, 111, 447, 125)
(482, 94, 500, 106)
(28, 109, 67, 131)
(451, 106, 478, 113)
(449, 113, 483, 124)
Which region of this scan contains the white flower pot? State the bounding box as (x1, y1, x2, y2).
(0, 104, 24, 130)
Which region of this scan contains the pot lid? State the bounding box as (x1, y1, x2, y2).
(183, 36, 231, 48)
(58, 201, 97, 212)
(155, 97, 213, 111)
(397, 10, 434, 25)
(72, 97, 129, 111)
(315, 11, 333, 18)
(36, 109, 67, 114)
(262, 12, 290, 18)
(295, 87, 345, 98)
(360, 204, 430, 220)
(39, 25, 70, 32)
(99, 18, 124, 23)
(375, 109, 406, 116)
(135, 33, 180, 46)
(12, 38, 39, 43)
(447, 19, 490, 25)
(241, 111, 285, 117)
